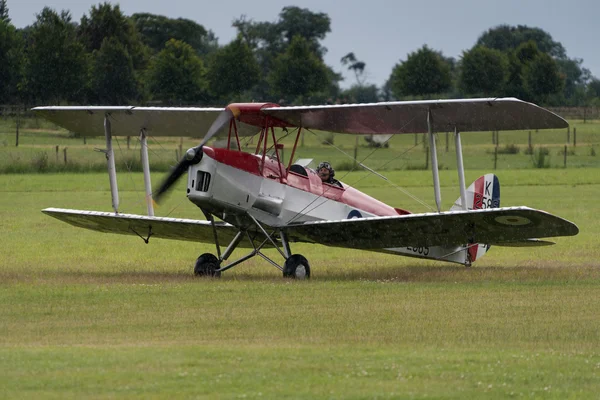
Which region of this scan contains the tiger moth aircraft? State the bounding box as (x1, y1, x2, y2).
(33, 98, 579, 278)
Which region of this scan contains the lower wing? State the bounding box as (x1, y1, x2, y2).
(42, 207, 252, 246)
(282, 206, 578, 249)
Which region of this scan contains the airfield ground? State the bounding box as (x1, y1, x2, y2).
(1, 169, 599, 398)
(1, 120, 600, 398)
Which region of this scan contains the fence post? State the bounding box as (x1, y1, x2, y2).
(353, 136, 358, 168)
(15, 108, 20, 147)
(494, 144, 498, 170)
(492, 131, 495, 145)
(63, 148, 68, 164)
(574, 127, 577, 147)
(445, 132, 449, 152)
(55, 145, 59, 163)
(127, 136, 130, 149)
(567, 127, 570, 144)
(564, 145, 567, 168)
(83, 136, 86, 145)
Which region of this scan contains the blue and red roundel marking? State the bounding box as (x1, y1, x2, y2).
(347, 210, 362, 219)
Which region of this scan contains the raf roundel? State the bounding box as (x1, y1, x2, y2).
(494, 215, 532, 226)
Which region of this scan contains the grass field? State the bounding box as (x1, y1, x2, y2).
(1, 117, 600, 173)
(1, 168, 599, 398)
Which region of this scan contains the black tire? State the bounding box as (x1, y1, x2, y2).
(194, 253, 221, 277)
(283, 254, 310, 279)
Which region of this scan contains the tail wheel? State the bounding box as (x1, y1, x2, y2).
(194, 253, 221, 277)
(283, 254, 310, 279)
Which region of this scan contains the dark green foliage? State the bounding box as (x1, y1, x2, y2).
(132, 13, 218, 56)
(146, 39, 208, 104)
(341, 84, 379, 103)
(459, 47, 508, 95)
(22, 8, 87, 104)
(207, 37, 260, 101)
(523, 53, 564, 104)
(0, 18, 23, 103)
(389, 45, 452, 97)
(0, 0, 9, 22)
(233, 7, 333, 101)
(269, 36, 329, 103)
(90, 37, 139, 105)
(476, 25, 566, 59)
(78, 2, 148, 69)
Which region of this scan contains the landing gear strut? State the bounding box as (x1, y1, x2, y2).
(196, 211, 310, 279)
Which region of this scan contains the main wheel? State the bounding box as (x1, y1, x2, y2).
(194, 253, 221, 277)
(283, 254, 310, 279)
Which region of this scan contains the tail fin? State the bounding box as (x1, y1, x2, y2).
(451, 174, 500, 263)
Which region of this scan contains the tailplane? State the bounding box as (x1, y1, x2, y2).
(451, 174, 500, 263)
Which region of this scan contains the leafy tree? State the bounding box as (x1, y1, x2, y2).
(90, 37, 139, 104)
(341, 84, 379, 103)
(476, 25, 566, 59)
(0, 0, 9, 22)
(523, 52, 564, 104)
(145, 39, 208, 104)
(233, 7, 333, 100)
(206, 37, 260, 101)
(588, 79, 600, 99)
(78, 2, 148, 69)
(503, 41, 541, 100)
(269, 36, 329, 103)
(459, 46, 508, 95)
(278, 6, 330, 57)
(0, 17, 23, 103)
(22, 8, 87, 103)
(131, 13, 218, 56)
(389, 45, 452, 98)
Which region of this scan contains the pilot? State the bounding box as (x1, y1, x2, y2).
(317, 161, 342, 187)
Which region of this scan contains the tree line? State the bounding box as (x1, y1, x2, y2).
(1, 0, 599, 107)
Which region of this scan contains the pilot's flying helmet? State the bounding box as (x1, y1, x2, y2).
(317, 161, 335, 178)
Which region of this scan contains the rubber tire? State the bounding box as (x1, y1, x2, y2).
(194, 253, 221, 277)
(283, 254, 310, 279)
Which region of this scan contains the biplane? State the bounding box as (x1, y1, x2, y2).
(33, 98, 579, 278)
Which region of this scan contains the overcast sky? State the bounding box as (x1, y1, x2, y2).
(8, 0, 600, 89)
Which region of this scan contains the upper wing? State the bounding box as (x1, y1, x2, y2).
(263, 98, 568, 135)
(283, 207, 578, 249)
(32, 106, 260, 138)
(42, 208, 256, 248)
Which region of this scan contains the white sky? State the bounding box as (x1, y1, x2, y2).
(8, 0, 600, 88)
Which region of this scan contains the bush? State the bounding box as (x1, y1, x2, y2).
(533, 147, 550, 168)
(498, 144, 520, 154)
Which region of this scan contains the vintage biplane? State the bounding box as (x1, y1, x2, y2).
(33, 98, 578, 278)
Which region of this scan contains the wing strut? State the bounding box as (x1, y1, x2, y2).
(454, 127, 468, 210)
(140, 129, 154, 216)
(104, 114, 119, 213)
(427, 110, 441, 212)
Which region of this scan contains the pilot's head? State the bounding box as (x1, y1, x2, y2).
(317, 161, 334, 182)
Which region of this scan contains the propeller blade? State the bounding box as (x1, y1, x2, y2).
(199, 107, 235, 147)
(153, 107, 236, 203)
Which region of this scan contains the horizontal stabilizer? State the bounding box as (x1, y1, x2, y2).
(490, 239, 555, 247)
(284, 206, 578, 249)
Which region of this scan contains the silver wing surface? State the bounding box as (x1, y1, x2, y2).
(32, 106, 260, 138)
(42, 208, 256, 247)
(283, 207, 578, 249)
(263, 97, 568, 135)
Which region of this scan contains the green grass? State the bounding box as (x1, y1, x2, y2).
(1, 117, 600, 173)
(1, 170, 600, 398)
